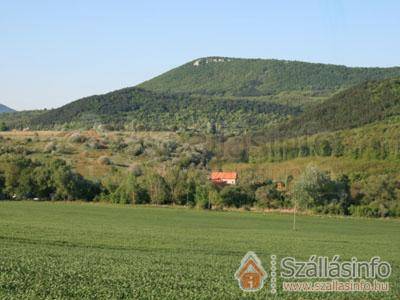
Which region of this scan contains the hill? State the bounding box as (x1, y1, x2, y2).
(139, 57, 400, 99)
(3, 58, 400, 133)
(252, 116, 400, 164)
(0, 104, 15, 114)
(266, 77, 400, 139)
(25, 87, 299, 133)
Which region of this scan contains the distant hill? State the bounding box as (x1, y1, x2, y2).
(3, 58, 400, 134)
(139, 57, 400, 98)
(266, 77, 400, 139)
(0, 104, 15, 114)
(26, 88, 299, 133)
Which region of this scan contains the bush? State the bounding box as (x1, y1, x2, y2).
(110, 138, 128, 152)
(43, 142, 57, 153)
(126, 143, 144, 156)
(1, 157, 100, 201)
(69, 133, 87, 143)
(143, 173, 171, 205)
(220, 186, 254, 208)
(255, 184, 285, 209)
(98, 156, 112, 165)
(85, 139, 107, 150)
(109, 174, 149, 204)
(0, 122, 8, 131)
(195, 184, 211, 209)
(353, 175, 400, 217)
(128, 163, 143, 177)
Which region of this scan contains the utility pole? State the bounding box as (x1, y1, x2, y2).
(293, 199, 297, 231)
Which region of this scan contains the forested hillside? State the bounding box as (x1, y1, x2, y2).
(2, 59, 400, 135)
(24, 88, 299, 133)
(139, 57, 400, 98)
(253, 117, 400, 163)
(265, 78, 400, 139)
(0, 110, 46, 130)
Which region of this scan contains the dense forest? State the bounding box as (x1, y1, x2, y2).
(1, 88, 300, 134)
(2, 77, 400, 135)
(252, 117, 400, 163)
(2, 59, 400, 134)
(139, 57, 400, 98)
(262, 77, 400, 139)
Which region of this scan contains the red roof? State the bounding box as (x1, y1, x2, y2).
(210, 172, 237, 180)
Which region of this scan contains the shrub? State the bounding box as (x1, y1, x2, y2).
(220, 186, 254, 208)
(255, 184, 285, 209)
(85, 139, 107, 150)
(128, 163, 143, 177)
(43, 142, 57, 153)
(0, 122, 8, 131)
(98, 156, 112, 165)
(1, 157, 100, 201)
(110, 138, 128, 152)
(355, 175, 400, 217)
(143, 173, 171, 205)
(109, 174, 149, 204)
(195, 184, 211, 209)
(69, 133, 87, 143)
(126, 143, 144, 156)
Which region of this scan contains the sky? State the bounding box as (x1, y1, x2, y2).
(1, 0, 400, 111)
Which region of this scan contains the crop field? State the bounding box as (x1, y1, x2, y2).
(0, 201, 399, 299)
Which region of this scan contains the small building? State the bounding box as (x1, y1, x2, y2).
(210, 172, 238, 185)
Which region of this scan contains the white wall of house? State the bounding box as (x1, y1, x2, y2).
(223, 179, 236, 185)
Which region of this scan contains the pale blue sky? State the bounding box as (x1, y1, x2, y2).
(1, 0, 399, 110)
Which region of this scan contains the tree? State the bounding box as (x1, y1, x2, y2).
(144, 172, 171, 205)
(165, 167, 189, 205)
(220, 186, 254, 208)
(354, 175, 400, 217)
(0, 122, 8, 131)
(195, 184, 211, 209)
(3, 156, 35, 198)
(255, 184, 285, 209)
(0, 171, 5, 199)
(111, 174, 149, 204)
(292, 165, 350, 214)
(332, 137, 345, 157)
(1, 157, 100, 201)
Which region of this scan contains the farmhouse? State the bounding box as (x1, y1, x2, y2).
(210, 171, 238, 185)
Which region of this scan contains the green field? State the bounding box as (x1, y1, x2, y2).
(0, 201, 399, 299)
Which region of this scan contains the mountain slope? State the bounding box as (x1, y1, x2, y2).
(0, 104, 15, 114)
(266, 77, 400, 139)
(26, 87, 299, 133)
(139, 57, 400, 98)
(3, 58, 400, 134)
(253, 116, 400, 163)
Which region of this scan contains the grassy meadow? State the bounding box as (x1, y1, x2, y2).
(0, 201, 399, 299)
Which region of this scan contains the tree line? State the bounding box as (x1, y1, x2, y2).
(254, 121, 400, 162)
(1, 156, 399, 218)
